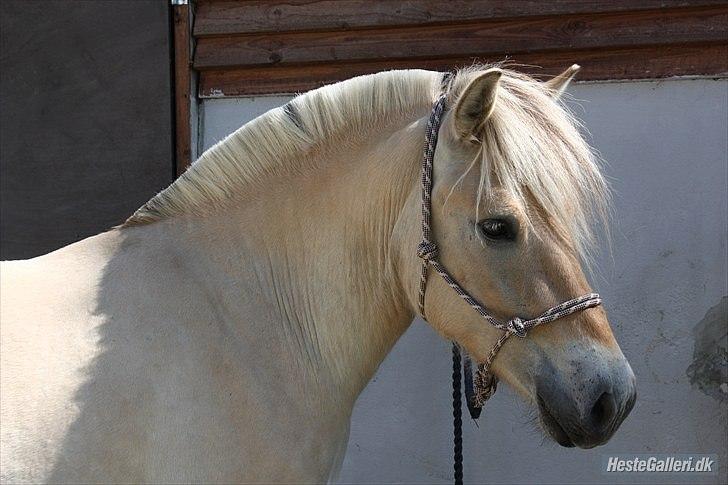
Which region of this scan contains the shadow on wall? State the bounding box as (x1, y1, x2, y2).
(687, 297, 728, 402)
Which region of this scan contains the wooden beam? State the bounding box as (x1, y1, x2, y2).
(194, 6, 728, 70)
(173, 2, 192, 176)
(194, 0, 728, 37)
(199, 43, 728, 97)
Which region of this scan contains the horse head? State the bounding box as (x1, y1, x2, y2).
(395, 66, 636, 449)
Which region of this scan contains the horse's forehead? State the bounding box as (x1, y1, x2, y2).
(431, 171, 527, 216)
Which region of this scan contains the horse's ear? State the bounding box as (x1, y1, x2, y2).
(545, 64, 580, 99)
(452, 69, 502, 140)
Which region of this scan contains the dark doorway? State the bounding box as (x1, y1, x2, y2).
(0, 0, 174, 259)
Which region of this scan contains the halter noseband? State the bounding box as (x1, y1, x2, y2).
(417, 92, 603, 411)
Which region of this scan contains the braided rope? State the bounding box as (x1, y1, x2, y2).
(417, 95, 448, 317)
(416, 93, 603, 411)
(451, 344, 464, 485)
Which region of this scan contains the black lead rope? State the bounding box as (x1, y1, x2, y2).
(451, 343, 464, 485)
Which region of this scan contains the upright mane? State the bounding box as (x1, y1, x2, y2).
(124, 65, 609, 263)
(125, 69, 442, 225)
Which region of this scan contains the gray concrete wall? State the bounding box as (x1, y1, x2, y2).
(201, 78, 728, 484)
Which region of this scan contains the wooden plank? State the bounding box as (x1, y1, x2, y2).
(198, 43, 728, 97)
(173, 3, 192, 176)
(194, 0, 728, 37)
(194, 6, 728, 69)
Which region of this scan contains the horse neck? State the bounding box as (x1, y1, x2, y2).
(165, 115, 427, 404)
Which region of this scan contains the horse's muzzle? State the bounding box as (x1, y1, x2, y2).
(535, 356, 636, 449)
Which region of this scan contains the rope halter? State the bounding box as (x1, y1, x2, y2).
(417, 93, 603, 411)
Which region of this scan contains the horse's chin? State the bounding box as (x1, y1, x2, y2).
(537, 395, 576, 448)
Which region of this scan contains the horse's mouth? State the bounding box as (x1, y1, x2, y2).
(537, 394, 575, 448)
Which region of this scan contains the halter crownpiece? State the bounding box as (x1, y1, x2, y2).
(417, 92, 603, 413)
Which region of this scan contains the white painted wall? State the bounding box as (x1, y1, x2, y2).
(200, 79, 728, 484)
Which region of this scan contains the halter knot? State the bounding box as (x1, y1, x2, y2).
(417, 241, 439, 261)
(506, 317, 527, 338)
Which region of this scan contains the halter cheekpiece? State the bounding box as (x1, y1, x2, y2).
(417, 91, 603, 413)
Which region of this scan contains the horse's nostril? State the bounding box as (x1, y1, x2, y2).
(590, 391, 617, 429)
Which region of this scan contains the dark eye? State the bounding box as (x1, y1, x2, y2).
(479, 218, 515, 241)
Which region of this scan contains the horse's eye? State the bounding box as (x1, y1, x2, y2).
(479, 218, 515, 241)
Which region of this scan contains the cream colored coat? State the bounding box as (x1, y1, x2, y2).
(1, 66, 634, 483)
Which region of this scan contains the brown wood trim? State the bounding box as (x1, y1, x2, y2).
(173, 2, 192, 176)
(199, 42, 728, 97)
(194, 6, 728, 70)
(194, 0, 728, 37)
